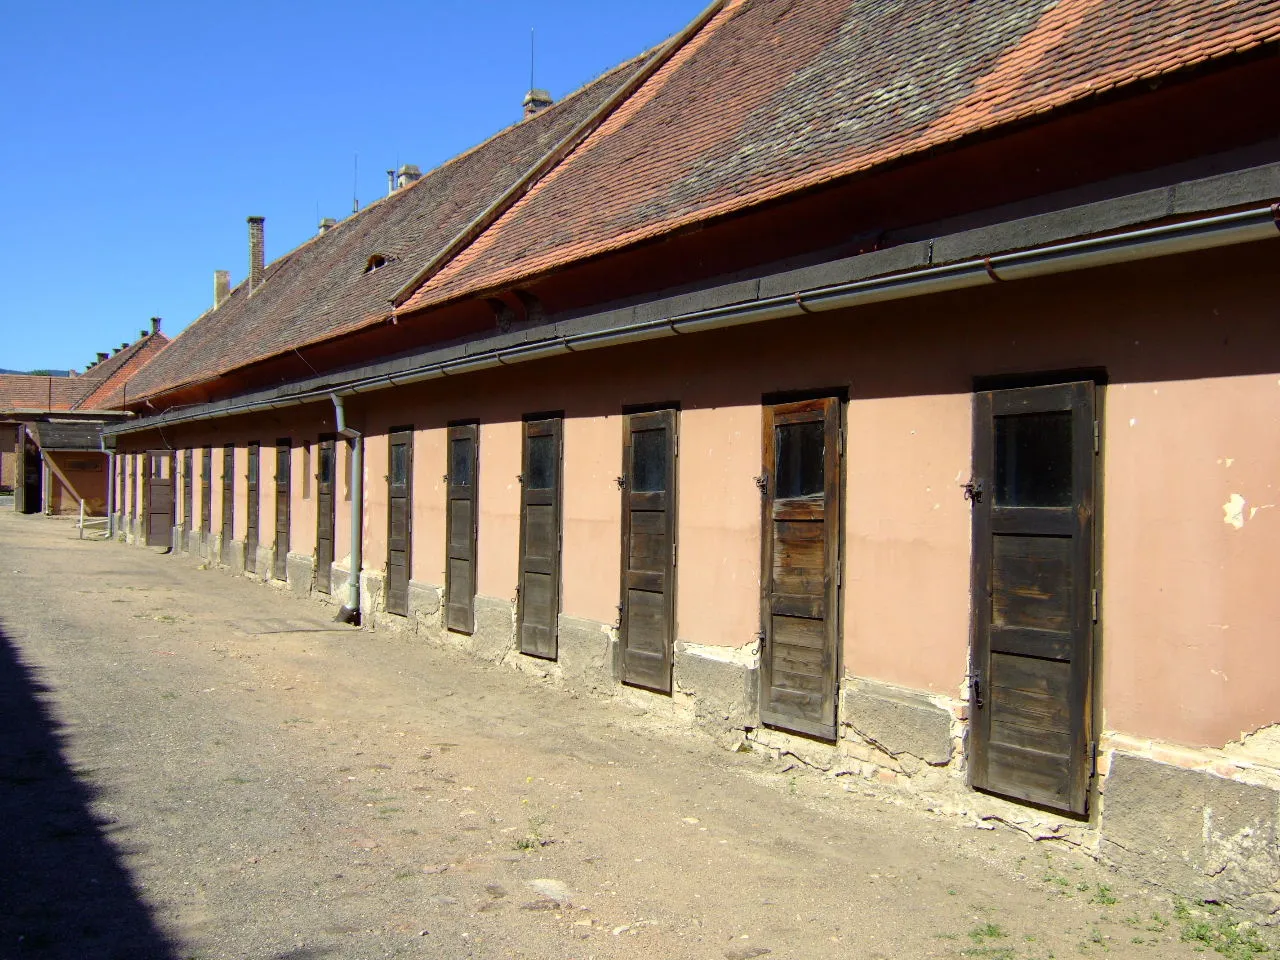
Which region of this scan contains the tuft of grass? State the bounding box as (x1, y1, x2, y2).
(969, 922, 1007, 943)
(1174, 900, 1273, 959)
(1091, 884, 1118, 906)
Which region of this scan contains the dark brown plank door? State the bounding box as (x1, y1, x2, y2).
(619, 409, 678, 692)
(386, 430, 414, 617)
(245, 442, 260, 572)
(274, 439, 291, 581)
(760, 398, 842, 740)
(200, 447, 212, 544)
(970, 381, 1096, 815)
(182, 449, 193, 548)
(316, 436, 336, 594)
(145, 451, 174, 547)
(517, 417, 563, 659)
(445, 424, 479, 634)
(221, 444, 235, 565)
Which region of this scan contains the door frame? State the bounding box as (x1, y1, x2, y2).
(758, 394, 845, 741)
(968, 375, 1101, 815)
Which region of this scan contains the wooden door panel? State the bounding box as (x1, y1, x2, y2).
(221, 445, 235, 565)
(274, 440, 291, 581)
(246, 443, 260, 570)
(970, 381, 1095, 815)
(386, 430, 413, 617)
(517, 417, 562, 659)
(445, 425, 478, 634)
(316, 437, 335, 595)
(760, 397, 841, 740)
(618, 409, 677, 692)
(145, 452, 174, 547)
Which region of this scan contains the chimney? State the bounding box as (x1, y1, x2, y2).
(140, 329, 148, 339)
(247, 216, 265, 292)
(396, 164, 422, 189)
(96, 352, 109, 364)
(386, 169, 396, 196)
(214, 269, 231, 308)
(318, 217, 337, 235)
(522, 88, 553, 119)
(119, 342, 129, 352)
(150, 317, 161, 336)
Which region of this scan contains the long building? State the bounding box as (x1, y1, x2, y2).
(105, 0, 1280, 913)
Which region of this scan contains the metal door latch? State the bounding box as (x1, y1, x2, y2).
(752, 630, 766, 655)
(973, 676, 984, 709)
(962, 478, 984, 503)
(753, 474, 768, 493)
(615, 475, 627, 489)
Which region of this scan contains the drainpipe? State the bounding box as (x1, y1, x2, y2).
(105, 450, 116, 538)
(331, 393, 363, 625)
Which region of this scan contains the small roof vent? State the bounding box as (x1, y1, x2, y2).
(365, 253, 389, 274)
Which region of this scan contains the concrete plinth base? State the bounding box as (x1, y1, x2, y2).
(285, 553, 314, 597)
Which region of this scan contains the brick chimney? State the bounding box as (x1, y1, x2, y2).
(318, 218, 337, 235)
(523, 88, 553, 119)
(247, 216, 265, 292)
(396, 164, 422, 189)
(214, 269, 231, 308)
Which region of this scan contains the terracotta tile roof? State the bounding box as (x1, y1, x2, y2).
(73, 332, 171, 410)
(401, 0, 1280, 313)
(0, 374, 96, 413)
(126, 52, 657, 404)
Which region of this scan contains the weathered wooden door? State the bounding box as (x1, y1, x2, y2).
(316, 436, 336, 594)
(200, 446, 212, 548)
(759, 397, 842, 740)
(221, 444, 235, 565)
(386, 429, 413, 617)
(182, 449, 193, 549)
(970, 381, 1096, 814)
(517, 417, 563, 659)
(145, 451, 174, 547)
(274, 439, 291, 580)
(618, 409, 678, 692)
(445, 423, 479, 634)
(245, 442, 260, 573)
(17, 430, 40, 514)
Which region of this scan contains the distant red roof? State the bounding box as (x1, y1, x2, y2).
(401, 0, 1280, 314)
(0, 330, 169, 414)
(0, 374, 95, 412)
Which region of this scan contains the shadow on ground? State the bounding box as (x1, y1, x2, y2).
(0, 622, 178, 960)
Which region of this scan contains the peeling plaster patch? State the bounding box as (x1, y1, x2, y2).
(1223, 493, 1247, 529)
(1227, 724, 1280, 765)
(1129, 418, 1137, 427)
(1248, 504, 1274, 520)
(1225, 458, 1235, 468)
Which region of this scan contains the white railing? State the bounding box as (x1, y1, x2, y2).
(77, 500, 110, 539)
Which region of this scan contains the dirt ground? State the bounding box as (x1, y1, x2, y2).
(0, 512, 1273, 960)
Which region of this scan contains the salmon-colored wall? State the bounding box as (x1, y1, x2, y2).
(231, 445, 245, 541)
(561, 415, 623, 625)
(844, 395, 972, 694)
(1101, 376, 1280, 747)
(413, 427, 447, 586)
(260, 442, 277, 555)
(477, 420, 521, 599)
(46, 452, 107, 515)
(676, 405, 761, 649)
(293, 441, 317, 556)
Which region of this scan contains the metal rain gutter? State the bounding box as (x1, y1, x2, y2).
(110, 202, 1280, 436)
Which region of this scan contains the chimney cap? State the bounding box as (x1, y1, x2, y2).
(318, 217, 338, 234)
(247, 215, 265, 224)
(150, 317, 162, 335)
(97, 352, 109, 363)
(523, 88, 553, 118)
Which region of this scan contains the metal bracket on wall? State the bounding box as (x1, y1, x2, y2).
(753, 474, 767, 493)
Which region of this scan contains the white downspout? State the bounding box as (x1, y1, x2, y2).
(331, 393, 363, 624)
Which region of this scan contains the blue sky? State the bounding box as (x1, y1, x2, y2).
(0, 0, 707, 373)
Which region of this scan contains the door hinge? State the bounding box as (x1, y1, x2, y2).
(1091, 587, 1099, 623)
(1089, 740, 1099, 776)
(1093, 419, 1100, 455)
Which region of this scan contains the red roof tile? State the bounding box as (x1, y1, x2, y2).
(401, 0, 1280, 313)
(126, 52, 658, 404)
(0, 374, 95, 412)
(73, 333, 170, 410)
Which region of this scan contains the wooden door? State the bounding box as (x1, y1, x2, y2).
(970, 381, 1096, 814)
(200, 447, 212, 546)
(759, 397, 842, 740)
(445, 423, 478, 634)
(245, 442, 260, 572)
(145, 451, 174, 547)
(274, 439, 291, 580)
(517, 417, 563, 659)
(618, 410, 678, 692)
(18, 430, 40, 514)
(316, 436, 336, 594)
(182, 449, 193, 549)
(221, 444, 235, 565)
(386, 429, 413, 616)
